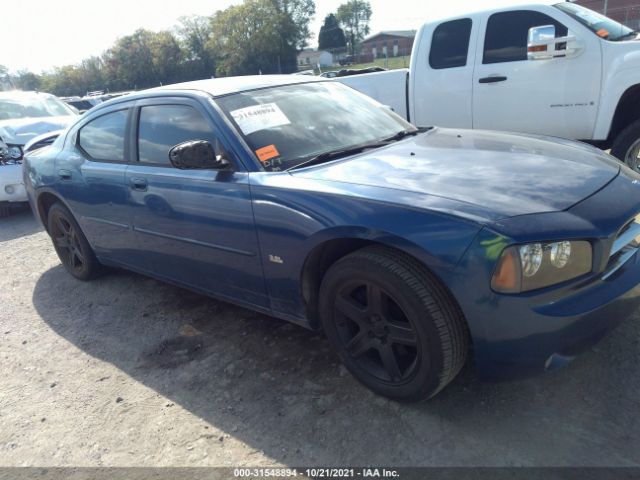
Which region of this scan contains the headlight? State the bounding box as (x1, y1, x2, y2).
(491, 240, 592, 293)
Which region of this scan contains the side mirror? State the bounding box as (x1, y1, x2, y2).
(169, 140, 230, 170)
(527, 25, 584, 60)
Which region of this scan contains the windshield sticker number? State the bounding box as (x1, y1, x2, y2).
(230, 103, 291, 135)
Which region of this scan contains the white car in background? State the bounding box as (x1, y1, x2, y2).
(0, 91, 77, 217)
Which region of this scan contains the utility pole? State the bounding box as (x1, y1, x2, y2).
(604, 0, 608, 16)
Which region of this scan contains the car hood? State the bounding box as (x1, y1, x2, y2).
(292, 128, 620, 220)
(0, 115, 76, 146)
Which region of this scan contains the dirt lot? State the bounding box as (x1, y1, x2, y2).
(1, 208, 640, 467)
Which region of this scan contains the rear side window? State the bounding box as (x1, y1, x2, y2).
(429, 18, 473, 69)
(483, 10, 568, 64)
(137, 105, 212, 165)
(78, 110, 128, 161)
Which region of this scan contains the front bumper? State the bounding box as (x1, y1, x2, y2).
(450, 171, 640, 381)
(0, 163, 27, 203)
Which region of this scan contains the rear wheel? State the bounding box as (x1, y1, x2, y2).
(319, 246, 468, 401)
(47, 202, 102, 280)
(611, 119, 640, 173)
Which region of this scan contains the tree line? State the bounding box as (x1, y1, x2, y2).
(0, 0, 372, 97)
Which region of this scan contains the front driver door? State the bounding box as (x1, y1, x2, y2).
(472, 8, 602, 139)
(126, 98, 268, 308)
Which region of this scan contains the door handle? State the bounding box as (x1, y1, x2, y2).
(479, 76, 508, 84)
(129, 177, 148, 191)
(58, 169, 72, 180)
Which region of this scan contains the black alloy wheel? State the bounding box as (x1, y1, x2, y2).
(320, 246, 469, 401)
(47, 202, 102, 280)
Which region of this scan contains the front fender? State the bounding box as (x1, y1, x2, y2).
(250, 182, 482, 322)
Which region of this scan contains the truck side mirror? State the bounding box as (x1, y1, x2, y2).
(528, 25, 584, 60)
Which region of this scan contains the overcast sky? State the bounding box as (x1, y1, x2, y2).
(3, 0, 547, 73)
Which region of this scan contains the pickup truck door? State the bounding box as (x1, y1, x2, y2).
(411, 17, 477, 129)
(472, 8, 602, 139)
(125, 99, 268, 308)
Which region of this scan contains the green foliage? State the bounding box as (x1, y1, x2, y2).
(336, 0, 372, 54)
(211, 0, 315, 76)
(3, 0, 317, 96)
(318, 14, 346, 50)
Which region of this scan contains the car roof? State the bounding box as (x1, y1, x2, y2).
(150, 74, 325, 98)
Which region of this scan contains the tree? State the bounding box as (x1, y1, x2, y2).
(209, 0, 315, 76)
(336, 0, 372, 55)
(176, 15, 215, 79)
(318, 14, 346, 50)
(13, 71, 41, 91)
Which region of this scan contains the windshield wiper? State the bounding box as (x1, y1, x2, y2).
(381, 127, 430, 142)
(287, 127, 432, 171)
(287, 142, 389, 171)
(613, 30, 638, 41)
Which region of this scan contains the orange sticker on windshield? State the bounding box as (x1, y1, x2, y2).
(596, 28, 609, 38)
(256, 144, 280, 163)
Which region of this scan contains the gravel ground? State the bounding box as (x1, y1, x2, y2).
(1, 208, 640, 467)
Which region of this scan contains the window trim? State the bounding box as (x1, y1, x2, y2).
(429, 17, 473, 70)
(76, 107, 132, 164)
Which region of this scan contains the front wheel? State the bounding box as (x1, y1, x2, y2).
(319, 246, 469, 402)
(47, 202, 102, 281)
(611, 119, 640, 173)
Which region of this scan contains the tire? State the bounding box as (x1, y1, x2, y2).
(319, 245, 469, 402)
(47, 202, 102, 281)
(611, 119, 640, 172)
(0, 204, 10, 218)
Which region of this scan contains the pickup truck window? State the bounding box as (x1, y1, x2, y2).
(78, 109, 128, 162)
(429, 18, 472, 69)
(554, 3, 635, 41)
(216, 82, 413, 172)
(483, 10, 568, 64)
(138, 105, 214, 165)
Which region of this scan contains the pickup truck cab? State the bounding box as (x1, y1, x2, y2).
(338, 1, 640, 170)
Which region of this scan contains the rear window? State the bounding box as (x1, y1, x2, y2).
(429, 18, 473, 69)
(78, 110, 128, 161)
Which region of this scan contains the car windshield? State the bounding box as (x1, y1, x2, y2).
(554, 3, 635, 41)
(0, 95, 75, 121)
(216, 82, 415, 171)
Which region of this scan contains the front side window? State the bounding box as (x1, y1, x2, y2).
(483, 10, 568, 64)
(216, 82, 414, 172)
(78, 110, 128, 161)
(429, 18, 473, 69)
(137, 105, 213, 165)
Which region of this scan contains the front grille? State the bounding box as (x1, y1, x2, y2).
(603, 214, 640, 280)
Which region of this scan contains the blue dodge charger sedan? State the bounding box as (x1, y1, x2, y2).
(23, 76, 640, 401)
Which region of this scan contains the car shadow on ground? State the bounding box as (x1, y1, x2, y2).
(0, 207, 42, 242)
(32, 264, 640, 466)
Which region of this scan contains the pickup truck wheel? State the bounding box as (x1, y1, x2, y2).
(47, 202, 102, 281)
(611, 120, 640, 172)
(319, 246, 468, 402)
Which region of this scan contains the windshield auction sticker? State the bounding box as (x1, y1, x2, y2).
(255, 144, 280, 163)
(230, 103, 291, 135)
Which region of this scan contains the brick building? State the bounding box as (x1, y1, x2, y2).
(359, 30, 416, 61)
(576, 0, 640, 29)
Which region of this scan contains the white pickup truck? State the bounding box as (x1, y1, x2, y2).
(338, 1, 640, 171)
